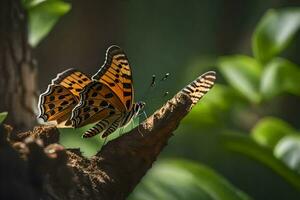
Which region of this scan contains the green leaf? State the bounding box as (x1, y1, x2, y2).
(129, 159, 252, 200)
(218, 55, 262, 103)
(260, 58, 300, 99)
(251, 117, 296, 149)
(222, 132, 300, 191)
(27, 0, 71, 47)
(0, 112, 8, 124)
(275, 135, 300, 174)
(252, 8, 300, 63)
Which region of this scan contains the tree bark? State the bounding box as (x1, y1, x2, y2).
(0, 0, 37, 131)
(0, 85, 198, 200)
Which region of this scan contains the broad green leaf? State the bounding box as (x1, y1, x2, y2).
(251, 117, 296, 149)
(129, 159, 252, 200)
(27, 0, 71, 47)
(0, 112, 8, 124)
(275, 135, 300, 174)
(252, 8, 300, 63)
(222, 132, 300, 191)
(218, 55, 262, 103)
(260, 58, 300, 99)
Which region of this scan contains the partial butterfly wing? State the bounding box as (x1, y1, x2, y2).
(38, 68, 91, 126)
(92, 45, 134, 112)
(71, 81, 124, 128)
(82, 114, 122, 138)
(181, 71, 216, 106)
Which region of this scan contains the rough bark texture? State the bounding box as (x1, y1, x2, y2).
(0, 0, 38, 131)
(0, 91, 194, 200)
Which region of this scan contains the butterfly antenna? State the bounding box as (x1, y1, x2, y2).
(151, 74, 156, 87)
(161, 72, 170, 81)
(140, 74, 156, 101)
(147, 72, 171, 101)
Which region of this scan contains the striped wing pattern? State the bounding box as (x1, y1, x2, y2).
(83, 114, 123, 138)
(181, 71, 216, 106)
(70, 81, 124, 128)
(38, 68, 91, 126)
(92, 45, 134, 111)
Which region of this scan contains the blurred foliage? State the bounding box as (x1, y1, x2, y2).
(260, 58, 300, 99)
(202, 7, 300, 194)
(275, 135, 300, 174)
(251, 117, 297, 149)
(129, 159, 252, 200)
(124, 6, 300, 199)
(218, 55, 262, 103)
(0, 112, 8, 124)
(222, 132, 300, 190)
(252, 8, 300, 63)
(23, 0, 71, 47)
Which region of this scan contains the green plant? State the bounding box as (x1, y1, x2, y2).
(0, 112, 8, 124)
(23, 0, 71, 47)
(129, 159, 252, 200)
(131, 7, 300, 199)
(183, 7, 300, 191)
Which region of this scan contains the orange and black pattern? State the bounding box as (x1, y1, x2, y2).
(70, 81, 123, 128)
(82, 114, 122, 138)
(38, 68, 91, 126)
(92, 45, 134, 111)
(181, 71, 216, 106)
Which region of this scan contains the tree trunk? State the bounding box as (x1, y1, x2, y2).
(0, 0, 37, 131)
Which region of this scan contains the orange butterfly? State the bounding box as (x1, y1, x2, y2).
(38, 45, 145, 138)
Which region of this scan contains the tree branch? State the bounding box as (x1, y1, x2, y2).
(1, 72, 214, 199)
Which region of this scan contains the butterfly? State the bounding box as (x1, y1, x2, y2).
(38, 45, 145, 138)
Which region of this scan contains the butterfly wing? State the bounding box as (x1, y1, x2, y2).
(82, 114, 122, 138)
(181, 71, 216, 106)
(71, 81, 125, 128)
(92, 45, 134, 112)
(38, 68, 91, 126)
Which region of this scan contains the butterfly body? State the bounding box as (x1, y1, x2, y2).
(38, 45, 144, 138)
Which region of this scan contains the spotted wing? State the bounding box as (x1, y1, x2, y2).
(38, 68, 91, 126)
(92, 45, 134, 112)
(181, 71, 216, 106)
(71, 81, 124, 128)
(83, 114, 122, 138)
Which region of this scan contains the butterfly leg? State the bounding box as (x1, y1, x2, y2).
(142, 110, 148, 119)
(137, 110, 148, 120)
(137, 124, 144, 137)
